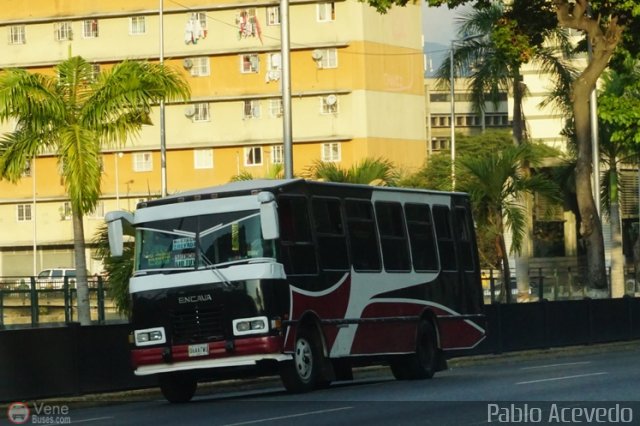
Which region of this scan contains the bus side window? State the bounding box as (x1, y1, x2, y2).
(278, 196, 318, 275)
(375, 202, 411, 272)
(455, 207, 475, 271)
(405, 203, 439, 271)
(312, 197, 349, 270)
(345, 200, 381, 272)
(433, 205, 457, 271)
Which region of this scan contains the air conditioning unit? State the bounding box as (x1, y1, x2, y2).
(311, 49, 324, 61)
(184, 105, 196, 117)
(325, 94, 337, 106)
(183, 58, 193, 69)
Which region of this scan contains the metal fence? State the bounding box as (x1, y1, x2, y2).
(483, 266, 640, 304)
(0, 276, 124, 328)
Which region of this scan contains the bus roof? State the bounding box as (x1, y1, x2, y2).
(140, 179, 467, 208)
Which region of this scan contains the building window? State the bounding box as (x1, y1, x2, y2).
(266, 53, 282, 82)
(8, 25, 25, 45)
(54, 22, 73, 41)
(431, 138, 450, 152)
(321, 95, 338, 114)
(317, 2, 336, 22)
(17, 204, 32, 222)
(269, 99, 283, 117)
(193, 103, 210, 122)
(237, 8, 259, 39)
(243, 100, 261, 119)
(321, 142, 340, 162)
(194, 149, 213, 169)
(90, 63, 101, 81)
(185, 12, 207, 44)
(88, 202, 105, 219)
(83, 19, 99, 38)
(130, 16, 146, 35)
(317, 48, 338, 69)
(240, 54, 260, 73)
(271, 145, 284, 164)
(245, 147, 263, 166)
(189, 57, 210, 77)
(133, 152, 153, 172)
(266, 7, 280, 25)
(21, 160, 32, 177)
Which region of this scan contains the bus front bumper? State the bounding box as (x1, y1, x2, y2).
(132, 335, 291, 376)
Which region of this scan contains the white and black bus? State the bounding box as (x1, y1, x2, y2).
(106, 179, 485, 402)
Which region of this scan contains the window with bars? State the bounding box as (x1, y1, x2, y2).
(240, 54, 259, 73)
(88, 202, 105, 219)
(90, 63, 101, 81)
(194, 149, 214, 169)
(243, 100, 261, 119)
(271, 145, 284, 164)
(321, 95, 338, 114)
(17, 204, 32, 222)
(317, 2, 336, 22)
(317, 48, 338, 69)
(245, 147, 263, 166)
(266, 7, 280, 25)
(130, 16, 146, 35)
(269, 99, 283, 117)
(321, 142, 340, 162)
(9, 25, 25, 44)
(193, 103, 210, 121)
(83, 19, 99, 38)
(133, 152, 153, 172)
(54, 22, 73, 41)
(190, 57, 210, 76)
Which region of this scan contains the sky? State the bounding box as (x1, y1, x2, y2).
(421, 3, 473, 75)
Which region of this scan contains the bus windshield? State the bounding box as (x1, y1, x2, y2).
(135, 209, 276, 272)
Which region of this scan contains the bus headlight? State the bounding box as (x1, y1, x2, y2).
(134, 327, 166, 346)
(232, 316, 269, 336)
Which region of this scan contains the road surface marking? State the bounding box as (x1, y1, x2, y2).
(222, 406, 353, 426)
(70, 417, 114, 424)
(516, 371, 608, 385)
(520, 361, 592, 370)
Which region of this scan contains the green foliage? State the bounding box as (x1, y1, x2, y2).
(459, 143, 562, 256)
(229, 164, 285, 182)
(303, 157, 398, 186)
(92, 223, 134, 316)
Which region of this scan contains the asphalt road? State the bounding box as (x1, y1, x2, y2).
(6, 342, 640, 425)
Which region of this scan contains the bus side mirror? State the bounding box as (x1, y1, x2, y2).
(258, 192, 279, 240)
(105, 211, 134, 257)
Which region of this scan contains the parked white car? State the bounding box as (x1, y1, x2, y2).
(37, 268, 77, 289)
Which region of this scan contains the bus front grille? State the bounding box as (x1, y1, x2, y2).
(171, 306, 225, 344)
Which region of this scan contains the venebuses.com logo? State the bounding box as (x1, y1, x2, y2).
(7, 402, 30, 424)
(6, 401, 71, 424)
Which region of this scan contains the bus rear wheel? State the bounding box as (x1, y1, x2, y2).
(159, 372, 197, 403)
(280, 327, 324, 392)
(390, 319, 437, 380)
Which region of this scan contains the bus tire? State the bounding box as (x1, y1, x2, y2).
(280, 327, 323, 393)
(159, 372, 198, 403)
(391, 319, 437, 380)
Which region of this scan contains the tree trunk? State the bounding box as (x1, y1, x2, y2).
(512, 72, 532, 300)
(609, 165, 624, 297)
(573, 79, 607, 293)
(72, 205, 92, 325)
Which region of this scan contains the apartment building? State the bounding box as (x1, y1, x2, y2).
(0, 0, 426, 276)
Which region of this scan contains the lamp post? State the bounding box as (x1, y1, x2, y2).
(449, 34, 482, 191)
(280, 0, 293, 179)
(159, 0, 167, 197)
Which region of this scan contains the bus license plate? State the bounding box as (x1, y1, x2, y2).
(188, 343, 209, 357)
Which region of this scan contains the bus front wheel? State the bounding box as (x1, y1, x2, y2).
(280, 327, 324, 392)
(159, 372, 197, 403)
(390, 319, 437, 380)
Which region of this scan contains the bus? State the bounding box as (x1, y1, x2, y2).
(105, 179, 485, 402)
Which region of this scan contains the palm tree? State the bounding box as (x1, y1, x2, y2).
(304, 157, 398, 186)
(230, 163, 284, 181)
(458, 144, 561, 302)
(437, 1, 576, 298)
(0, 56, 190, 325)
